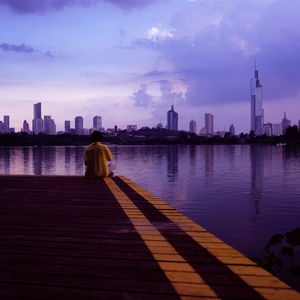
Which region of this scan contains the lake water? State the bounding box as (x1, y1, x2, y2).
(0, 144, 299, 290)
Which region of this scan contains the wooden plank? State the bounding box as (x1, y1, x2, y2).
(0, 175, 299, 300)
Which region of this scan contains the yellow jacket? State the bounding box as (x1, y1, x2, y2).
(84, 142, 113, 177)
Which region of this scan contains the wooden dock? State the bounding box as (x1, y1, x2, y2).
(0, 175, 299, 299)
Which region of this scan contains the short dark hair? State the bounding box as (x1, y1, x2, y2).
(90, 131, 103, 142)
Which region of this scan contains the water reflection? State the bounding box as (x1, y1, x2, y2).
(167, 145, 178, 182)
(32, 147, 43, 175)
(189, 145, 197, 176)
(75, 147, 84, 175)
(44, 147, 56, 173)
(4, 147, 10, 174)
(65, 147, 71, 174)
(250, 146, 264, 216)
(204, 145, 214, 180)
(23, 147, 30, 174)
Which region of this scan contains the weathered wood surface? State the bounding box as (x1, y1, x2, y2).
(0, 175, 299, 300)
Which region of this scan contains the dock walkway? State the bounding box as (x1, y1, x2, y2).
(0, 175, 299, 299)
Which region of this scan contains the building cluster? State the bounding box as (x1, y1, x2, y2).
(167, 106, 234, 137)
(166, 66, 297, 137)
(0, 115, 13, 134)
(0, 66, 299, 136)
(250, 68, 295, 136)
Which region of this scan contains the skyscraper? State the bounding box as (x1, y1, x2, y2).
(23, 120, 30, 133)
(281, 112, 291, 134)
(263, 123, 272, 136)
(32, 102, 43, 134)
(273, 123, 282, 136)
(229, 124, 235, 136)
(250, 67, 264, 135)
(204, 113, 214, 135)
(93, 116, 102, 130)
(75, 116, 83, 135)
(167, 105, 178, 131)
(189, 120, 197, 133)
(44, 115, 56, 135)
(34, 103, 41, 119)
(65, 120, 71, 133)
(3, 115, 9, 133)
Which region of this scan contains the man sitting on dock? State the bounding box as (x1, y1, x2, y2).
(84, 131, 113, 177)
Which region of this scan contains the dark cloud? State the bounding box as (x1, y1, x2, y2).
(0, 42, 54, 58)
(142, 70, 170, 77)
(45, 50, 54, 58)
(104, 0, 158, 10)
(0, 0, 158, 14)
(0, 43, 34, 53)
(131, 83, 153, 107)
(135, 0, 300, 105)
(0, 0, 92, 14)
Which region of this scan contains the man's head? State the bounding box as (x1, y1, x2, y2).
(90, 131, 103, 143)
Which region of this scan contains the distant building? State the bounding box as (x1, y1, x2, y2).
(34, 102, 41, 119)
(281, 112, 291, 134)
(229, 124, 235, 136)
(0, 121, 3, 134)
(82, 128, 90, 135)
(32, 103, 43, 134)
(93, 116, 102, 131)
(215, 130, 226, 137)
(75, 116, 83, 135)
(44, 115, 56, 135)
(167, 105, 178, 131)
(156, 122, 163, 129)
(3, 115, 9, 133)
(64, 120, 71, 133)
(204, 113, 214, 135)
(199, 127, 206, 136)
(9, 128, 15, 133)
(263, 123, 272, 136)
(22, 120, 30, 133)
(273, 123, 282, 136)
(250, 67, 264, 135)
(44, 116, 51, 134)
(127, 125, 137, 132)
(189, 120, 197, 133)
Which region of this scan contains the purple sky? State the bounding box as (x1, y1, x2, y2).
(0, 0, 300, 132)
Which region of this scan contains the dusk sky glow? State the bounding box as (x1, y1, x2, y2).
(1, 0, 300, 132)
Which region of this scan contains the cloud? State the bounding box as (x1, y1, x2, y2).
(0, 43, 34, 53)
(0, 0, 159, 14)
(151, 80, 185, 121)
(146, 27, 174, 42)
(131, 83, 153, 107)
(142, 70, 170, 77)
(45, 50, 54, 58)
(134, 0, 300, 106)
(0, 0, 89, 14)
(104, 0, 159, 10)
(159, 80, 184, 104)
(0, 42, 54, 58)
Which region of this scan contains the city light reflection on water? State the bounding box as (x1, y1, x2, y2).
(0, 144, 299, 290)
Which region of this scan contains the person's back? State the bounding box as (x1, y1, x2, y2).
(84, 131, 113, 177)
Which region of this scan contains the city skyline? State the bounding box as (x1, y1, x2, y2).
(0, 96, 298, 135)
(1, 1, 300, 132)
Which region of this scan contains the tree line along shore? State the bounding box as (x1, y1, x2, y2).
(0, 126, 300, 146)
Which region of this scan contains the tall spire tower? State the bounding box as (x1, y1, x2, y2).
(250, 64, 264, 135)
